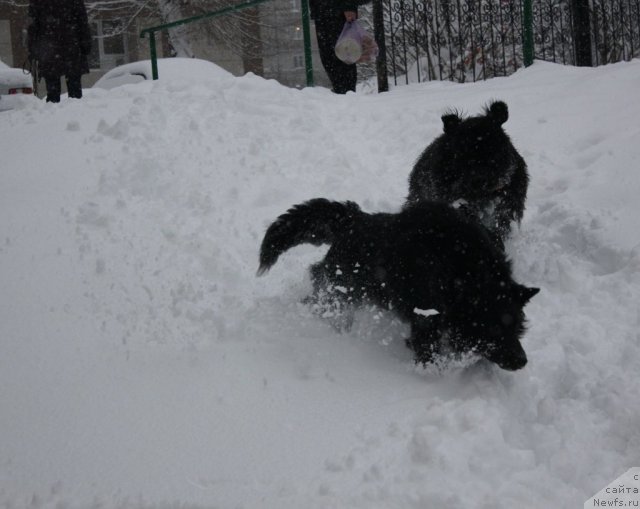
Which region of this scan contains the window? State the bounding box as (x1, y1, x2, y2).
(293, 55, 304, 68)
(102, 20, 125, 55)
(89, 20, 127, 69)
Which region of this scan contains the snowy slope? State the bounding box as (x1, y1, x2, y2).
(1, 59, 639, 508)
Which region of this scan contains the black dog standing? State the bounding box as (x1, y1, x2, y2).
(406, 101, 529, 248)
(258, 199, 539, 371)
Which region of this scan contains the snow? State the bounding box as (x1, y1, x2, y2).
(413, 308, 439, 318)
(0, 58, 33, 112)
(1, 58, 640, 508)
(92, 58, 231, 90)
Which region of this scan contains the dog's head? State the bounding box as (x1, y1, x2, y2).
(437, 100, 519, 200)
(455, 283, 539, 371)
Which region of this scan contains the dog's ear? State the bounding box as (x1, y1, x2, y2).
(514, 284, 540, 304)
(487, 100, 509, 125)
(442, 113, 461, 134)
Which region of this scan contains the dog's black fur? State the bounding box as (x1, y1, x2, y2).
(406, 101, 529, 247)
(258, 199, 539, 371)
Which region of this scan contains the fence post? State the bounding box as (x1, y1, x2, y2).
(372, 0, 388, 92)
(300, 0, 314, 86)
(522, 0, 534, 66)
(149, 31, 159, 80)
(572, 0, 593, 66)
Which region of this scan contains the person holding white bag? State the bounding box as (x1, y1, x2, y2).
(309, 0, 371, 93)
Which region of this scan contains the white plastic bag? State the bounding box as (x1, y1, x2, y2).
(335, 20, 378, 65)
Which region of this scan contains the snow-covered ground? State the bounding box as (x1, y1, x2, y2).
(1, 59, 639, 508)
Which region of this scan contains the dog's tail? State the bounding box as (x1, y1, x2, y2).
(257, 198, 361, 276)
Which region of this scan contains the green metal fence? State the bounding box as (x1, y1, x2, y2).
(139, 0, 535, 90)
(140, 0, 314, 86)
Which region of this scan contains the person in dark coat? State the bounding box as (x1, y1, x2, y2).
(309, 0, 370, 94)
(27, 0, 92, 103)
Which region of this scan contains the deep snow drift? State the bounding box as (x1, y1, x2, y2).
(1, 59, 639, 508)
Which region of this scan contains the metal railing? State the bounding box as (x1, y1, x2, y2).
(140, 0, 315, 85)
(139, 0, 640, 90)
(382, 0, 640, 85)
(590, 0, 640, 65)
(382, 0, 534, 84)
